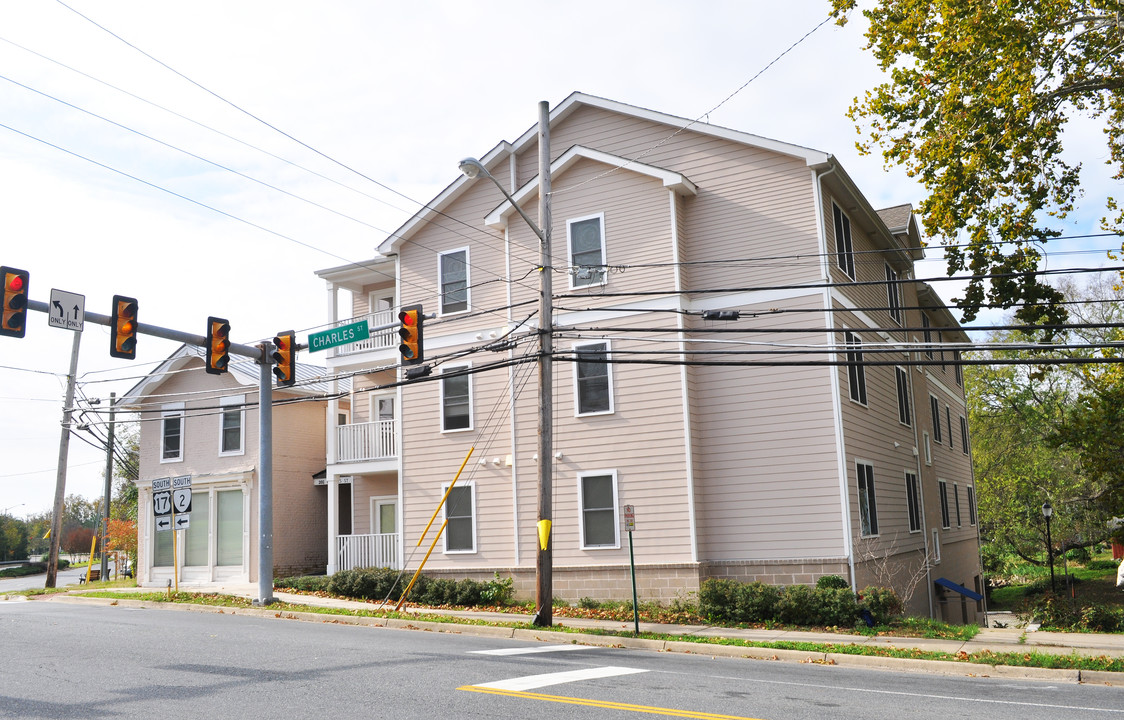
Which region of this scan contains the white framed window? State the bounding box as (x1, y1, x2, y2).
(856, 461, 878, 537)
(440, 365, 473, 432)
(219, 394, 245, 456)
(932, 528, 942, 563)
(370, 496, 397, 535)
(923, 431, 932, 466)
(930, 395, 943, 444)
(442, 482, 475, 553)
(905, 471, 922, 533)
(578, 471, 619, 549)
(885, 264, 902, 323)
(967, 485, 977, 526)
(161, 403, 185, 463)
(844, 330, 867, 405)
(438, 248, 469, 315)
(960, 416, 970, 455)
(573, 340, 613, 415)
(832, 203, 856, 279)
(938, 479, 950, 529)
(895, 366, 911, 426)
(922, 313, 933, 360)
(567, 213, 607, 288)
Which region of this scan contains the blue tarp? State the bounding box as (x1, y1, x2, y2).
(935, 577, 983, 601)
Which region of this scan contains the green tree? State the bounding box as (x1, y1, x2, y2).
(830, 0, 1124, 326)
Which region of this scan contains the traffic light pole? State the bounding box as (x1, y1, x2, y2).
(25, 299, 275, 602)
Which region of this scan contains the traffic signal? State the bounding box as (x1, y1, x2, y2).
(398, 304, 423, 365)
(0, 266, 29, 338)
(205, 316, 230, 375)
(272, 330, 296, 387)
(109, 295, 138, 359)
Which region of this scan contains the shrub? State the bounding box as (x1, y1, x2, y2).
(818, 587, 860, 626)
(859, 586, 903, 625)
(733, 582, 782, 623)
(776, 584, 822, 626)
(699, 579, 741, 622)
(326, 566, 402, 602)
(816, 575, 850, 590)
(481, 574, 515, 605)
(274, 575, 331, 592)
(1086, 559, 1119, 572)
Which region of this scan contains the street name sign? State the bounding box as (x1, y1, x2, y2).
(308, 320, 369, 353)
(48, 289, 85, 331)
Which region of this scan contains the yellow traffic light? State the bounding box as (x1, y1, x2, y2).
(272, 330, 296, 387)
(206, 316, 230, 375)
(109, 295, 138, 359)
(0, 266, 29, 339)
(398, 305, 423, 365)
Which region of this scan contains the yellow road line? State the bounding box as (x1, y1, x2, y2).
(459, 685, 769, 719)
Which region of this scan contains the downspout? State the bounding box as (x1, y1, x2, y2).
(905, 317, 935, 619)
(813, 163, 856, 590)
(669, 190, 698, 562)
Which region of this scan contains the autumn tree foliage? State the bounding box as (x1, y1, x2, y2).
(106, 519, 138, 565)
(831, 0, 1124, 327)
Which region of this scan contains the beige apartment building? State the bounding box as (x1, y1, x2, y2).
(315, 93, 982, 622)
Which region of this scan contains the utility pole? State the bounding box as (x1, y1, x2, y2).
(534, 100, 553, 627)
(100, 392, 116, 580)
(46, 330, 81, 588)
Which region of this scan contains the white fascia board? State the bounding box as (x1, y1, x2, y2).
(483, 145, 697, 231)
(518, 92, 832, 167)
(377, 142, 514, 256)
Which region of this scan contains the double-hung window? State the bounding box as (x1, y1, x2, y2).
(857, 462, 878, 536)
(439, 248, 469, 314)
(922, 313, 933, 360)
(960, 416, 969, 455)
(967, 486, 977, 525)
(844, 330, 867, 405)
(954, 484, 962, 527)
(832, 203, 856, 279)
(161, 404, 185, 463)
(567, 214, 606, 288)
(895, 366, 911, 426)
(930, 395, 943, 444)
(219, 395, 244, 456)
(938, 479, 951, 529)
(885, 265, 902, 323)
(578, 471, 619, 549)
(946, 406, 954, 450)
(574, 341, 612, 415)
(443, 482, 475, 553)
(905, 472, 922, 533)
(440, 365, 472, 432)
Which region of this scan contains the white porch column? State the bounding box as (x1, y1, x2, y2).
(327, 473, 339, 575)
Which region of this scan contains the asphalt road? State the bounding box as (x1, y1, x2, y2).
(1, 599, 1121, 719)
(0, 564, 110, 593)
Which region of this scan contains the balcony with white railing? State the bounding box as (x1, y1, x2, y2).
(336, 533, 399, 571)
(336, 419, 396, 463)
(333, 309, 397, 357)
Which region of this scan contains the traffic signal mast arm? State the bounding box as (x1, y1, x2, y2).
(24, 298, 265, 361)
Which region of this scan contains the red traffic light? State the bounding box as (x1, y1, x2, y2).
(397, 305, 423, 365)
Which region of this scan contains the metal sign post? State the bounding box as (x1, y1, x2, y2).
(623, 504, 639, 634)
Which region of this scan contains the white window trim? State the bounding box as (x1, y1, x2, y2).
(566, 212, 607, 290)
(885, 264, 902, 324)
(577, 469, 620, 550)
(439, 364, 473, 433)
(218, 394, 245, 457)
(160, 403, 185, 464)
(572, 339, 614, 416)
(923, 431, 932, 466)
(442, 481, 476, 554)
(370, 495, 397, 535)
(932, 528, 942, 563)
(438, 247, 470, 316)
(844, 329, 867, 407)
(855, 460, 879, 538)
(832, 202, 856, 280)
(895, 365, 911, 427)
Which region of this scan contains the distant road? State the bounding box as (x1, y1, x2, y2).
(0, 563, 116, 593)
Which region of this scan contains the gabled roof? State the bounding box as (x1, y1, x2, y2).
(377, 92, 827, 255)
(116, 343, 345, 409)
(482, 145, 697, 232)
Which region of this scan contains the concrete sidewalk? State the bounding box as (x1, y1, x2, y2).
(21, 582, 1124, 685)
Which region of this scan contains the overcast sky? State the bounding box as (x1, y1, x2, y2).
(0, 1, 1116, 518)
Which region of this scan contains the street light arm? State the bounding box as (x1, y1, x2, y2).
(458, 157, 546, 244)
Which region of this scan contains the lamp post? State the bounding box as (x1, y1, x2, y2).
(2, 504, 23, 515)
(459, 100, 554, 626)
(1042, 501, 1056, 593)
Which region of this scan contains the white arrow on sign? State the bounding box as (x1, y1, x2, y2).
(155, 516, 172, 532)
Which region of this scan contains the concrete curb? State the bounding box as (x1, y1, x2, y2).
(39, 593, 1123, 685)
